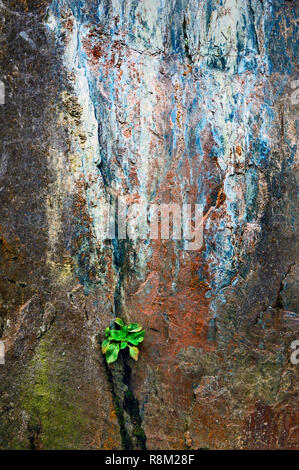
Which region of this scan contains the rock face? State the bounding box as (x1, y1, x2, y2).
(0, 0, 298, 450)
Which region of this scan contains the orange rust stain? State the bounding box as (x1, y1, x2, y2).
(91, 44, 103, 60)
(122, 126, 132, 138)
(0, 234, 12, 253)
(174, 81, 183, 128)
(183, 64, 193, 76)
(65, 17, 73, 32)
(236, 145, 242, 156)
(189, 276, 211, 290)
(216, 188, 226, 208)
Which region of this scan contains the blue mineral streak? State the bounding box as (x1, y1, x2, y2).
(46, 0, 297, 298)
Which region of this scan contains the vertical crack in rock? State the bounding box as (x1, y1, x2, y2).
(183, 15, 192, 63)
(103, 357, 133, 450)
(122, 358, 147, 450)
(273, 261, 297, 310)
(247, 0, 261, 56)
(107, 237, 147, 449)
(27, 421, 42, 451)
(103, 353, 147, 450)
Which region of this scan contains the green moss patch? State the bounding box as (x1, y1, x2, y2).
(19, 336, 86, 449)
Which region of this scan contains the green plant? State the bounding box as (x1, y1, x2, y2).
(102, 318, 145, 364)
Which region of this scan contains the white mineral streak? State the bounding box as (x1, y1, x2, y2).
(45, 0, 277, 288)
(46, 7, 109, 250)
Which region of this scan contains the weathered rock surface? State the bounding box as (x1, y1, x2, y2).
(0, 0, 298, 449)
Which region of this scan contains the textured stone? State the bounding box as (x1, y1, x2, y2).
(0, 0, 298, 449)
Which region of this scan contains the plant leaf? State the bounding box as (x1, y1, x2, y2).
(120, 341, 127, 349)
(130, 330, 145, 339)
(126, 338, 137, 346)
(129, 346, 139, 361)
(110, 329, 127, 341)
(127, 330, 145, 345)
(127, 338, 142, 346)
(102, 339, 110, 354)
(114, 317, 124, 327)
(127, 323, 143, 332)
(105, 342, 120, 364)
(105, 327, 110, 338)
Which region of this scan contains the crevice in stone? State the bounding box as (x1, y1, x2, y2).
(122, 357, 147, 450)
(247, 0, 261, 56)
(103, 351, 147, 450)
(253, 261, 297, 325)
(101, 204, 146, 448)
(273, 261, 296, 309)
(103, 356, 133, 450)
(0, 319, 4, 338)
(4, 277, 27, 288)
(96, 159, 109, 189)
(27, 420, 41, 450)
(183, 15, 192, 63)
